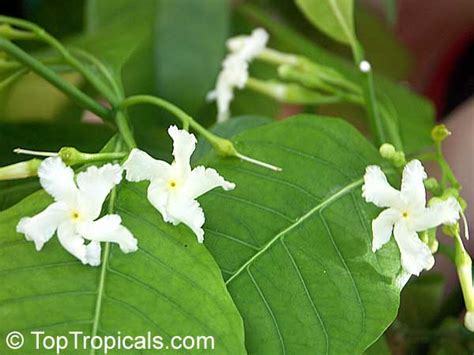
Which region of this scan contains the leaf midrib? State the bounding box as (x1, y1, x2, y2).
(328, 0, 355, 45)
(225, 177, 363, 285)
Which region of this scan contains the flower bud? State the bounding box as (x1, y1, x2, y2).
(424, 177, 439, 192)
(58, 147, 82, 165)
(431, 124, 451, 142)
(379, 143, 396, 159)
(0, 159, 41, 180)
(465, 312, 474, 332)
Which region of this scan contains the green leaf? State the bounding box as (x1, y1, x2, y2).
(294, 0, 356, 46)
(0, 179, 39, 211)
(80, 0, 155, 70)
(153, 0, 230, 116)
(0, 183, 246, 353)
(199, 115, 402, 354)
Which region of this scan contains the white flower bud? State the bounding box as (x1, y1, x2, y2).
(465, 312, 474, 332)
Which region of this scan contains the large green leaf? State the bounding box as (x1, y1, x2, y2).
(295, 0, 356, 46)
(199, 115, 402, 354)
(0, 183, 245, 353)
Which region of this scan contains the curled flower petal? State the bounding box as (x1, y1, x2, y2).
(394, 222, 434, 276)
(372, 208, 400, 252)
(183, 166, 235, 199)
(362, 165, 400, 208)
(413, 197, 461, 232)
(38, 157, 77, 204)
(76, 163, 123, 220)
(77, 215, 138, 253)
(166, 197, 205, 243)
(123, 149, 171, 183)
(400, 160, 427, 209)
(17, 202, 68, 251)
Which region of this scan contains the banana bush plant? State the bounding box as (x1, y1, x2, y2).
(0, 0, 470, 354)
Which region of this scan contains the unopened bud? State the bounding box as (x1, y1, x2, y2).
(379, 143, 396, 159)
(431, 124, 451, 142)
(465, 312, 474, 332)
(0, 159, 41, 180)
(424, 177, 439, 192)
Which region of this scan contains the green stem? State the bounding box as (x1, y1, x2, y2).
(0, 67, 28, 91)
(120, 95, 216, 143)
(0, 16, 117, 105)
(0, 38, 112, 120)
(115, 110, 137, 150)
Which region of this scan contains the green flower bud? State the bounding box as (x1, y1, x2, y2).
(392, 152, 406, 168)
(379, 143, 396, 159)
(431, 124, 451, 142)
(424, 177, 439, 193)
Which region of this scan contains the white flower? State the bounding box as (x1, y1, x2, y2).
(17, 157, 137, 266)
(123, 125, 235, 243)
(362, 160, 460, 275)
(207, 28, 269, 122)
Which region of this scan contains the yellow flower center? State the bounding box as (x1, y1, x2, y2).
(402, 211, 409, 219)
(168, 179, 178, 189)
(70, 210, 81, 221)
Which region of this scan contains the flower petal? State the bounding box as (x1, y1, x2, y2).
(85, 241, 101, 266)
(77, 215, 138, 253)
(57, 222, 88, 265)
(183, 166, 235, 199)
(17, 202, 68, 251)
(123, 148, 171, 183)
(226, 28, 269, 62)
(147, 181, 172, 223)
(362, 165, 400, 208)
(169, 125, 197, 176)
(76, 163, 122, 220)
(166, 196, 205, 243)
(38, 157, 77, 204)
(400, 160, 427, 209)
(413, 197, 461, 232)
(372, 208, 400, 252)
(394, 221, 434, 275)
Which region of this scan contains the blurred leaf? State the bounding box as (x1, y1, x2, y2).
(382, 0, 397, 26)
(0, 121, 112, 165)
(154, 0, 230, 116)
(354, 5, 410, 81)
(80, 0, 155, 71)
(398, 273, 444, 328)
(295, 0, 356, 46)
(23, 0, 85, 40)
(0, 72, 83, 123)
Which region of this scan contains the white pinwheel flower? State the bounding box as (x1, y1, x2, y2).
(17, 157, 137, 266)
(362, 159, 460, 275)
(123, 125, 235, 243)
(207, 28, 269, 122)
